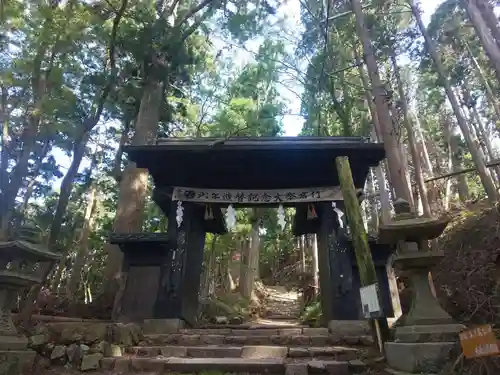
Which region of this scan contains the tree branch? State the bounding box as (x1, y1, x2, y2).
(175, 0, 215, 28)
(181, 6, 215, 42)
(86, 0, 128, 130)
(424, 159, 500, 183)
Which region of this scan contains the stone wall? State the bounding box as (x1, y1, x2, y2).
(28, 322, 143, 372)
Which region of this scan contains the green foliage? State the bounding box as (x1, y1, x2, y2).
(3, 0, 500, 305)
(300, 295, 322, 327)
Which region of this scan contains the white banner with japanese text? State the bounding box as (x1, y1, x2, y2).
(172, 186, 359, 204)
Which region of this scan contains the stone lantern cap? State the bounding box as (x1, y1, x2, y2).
(0, 224, 60, 285)
(378, 198, 450, 244)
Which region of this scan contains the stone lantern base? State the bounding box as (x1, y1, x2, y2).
(385, 252, 465, 373)
(0, 311, 36, 374)
(0, 350, 36, 375)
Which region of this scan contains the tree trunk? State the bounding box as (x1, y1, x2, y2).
(442, 117, 470, 201)
(476, 0, 500, 49)
(443, 146, 453, 210)
(48, 130, 90, 247)
(241, 209, 261, 301)
(0, 111, 10, 236)
(311, 234, 319, 295)
(66, 185, 98, 298)
(51, 260, 66, 293)
(240, 239, 252, 299)
(103, 80, 164, 307)
(471, 106, 500, 182)
(351, 0, 411, 202)
(464, 0, 500, 83)
(112, 118, 131, 182)
(0, 124, 38, 239)
(463, 40, 500, 125)
(411, 112, 434, 177)
(367, 170, 379, 231)
(19, 140, 51, 218)
(356, 52, 391, 221)
(461, 81, 500, 180)
(226, 257, 236, 292)
(0, 11, 57, 239)
(299, 235, 306, 273)
(201, 236, 217, 299)
(411, 0, 499, 202)
(390, 53, 431, 216)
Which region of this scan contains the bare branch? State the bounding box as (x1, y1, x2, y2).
(175, 0, 215, 28)
(425, 159, 500, 183)
(181, 7, 215, 42)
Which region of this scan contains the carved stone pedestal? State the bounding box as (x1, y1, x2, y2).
(0, 224, 61, 374)
(385, 252, 464, 373)
(0, 283, 38, 374)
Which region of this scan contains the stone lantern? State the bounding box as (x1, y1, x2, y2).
(379, 199, 464, 373)
(0, 223, 60, 374)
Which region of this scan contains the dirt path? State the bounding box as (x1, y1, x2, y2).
(260, 285, 302, 323)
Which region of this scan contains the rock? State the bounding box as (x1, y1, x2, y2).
(60, 328, 83, 343)
(359, 335, 375, 346)
(348, 359, 366, 369)
(36, 356, 51, 370)
(83, 324, 107, 344)
(288, 347, 309, 358)
(113, 358, 131, 373)
(80, 353, 103, 371)
(241, 346, 288, 359)
(29, 334, 49, 348)
(34, 325, 49, 335)
(303, 328, 329, 336)
(66, 343, 81, 364)
(229, 316, 244, 325)
(126, 323, 142, 344)
(308, 360, 326, 371)
(214, 316, 229, 324)
(100, 358, 115, 371)
(285, 363, 308, 375)
(109, 344, 122, 357)
(41, 343, 55, 357)
(323, 360, 349, 375)
(90, 340, 109, 354)
(50, 345, 66, 360)
(80, 344, 90, 354)
(112, 323, 142, 346)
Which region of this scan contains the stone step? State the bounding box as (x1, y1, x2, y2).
(101, 357, 287, 373)
(100, 357, 360, 374)
(265, 314, 300, 320)
(145, 333, 374, 347)
(124, 344, 362, 360)
(199, 323, 306, 329)
(178, 327, 328, 336)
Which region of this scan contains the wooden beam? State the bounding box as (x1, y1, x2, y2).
(424, 159, 500, 183)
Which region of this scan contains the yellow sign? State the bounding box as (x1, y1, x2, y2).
(459, 325, 499, 359)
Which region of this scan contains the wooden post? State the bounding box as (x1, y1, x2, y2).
(335, 156, 384, 352)
(336, 157, 377, 285)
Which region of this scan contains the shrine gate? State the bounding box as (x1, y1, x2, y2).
(110, 136, 397, 326)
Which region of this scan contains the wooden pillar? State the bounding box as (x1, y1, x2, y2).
(316, 202, 337, 324)
(155, 202, 206, 326)
(335, 156, 389, 344)
(335, 157, 377, 286)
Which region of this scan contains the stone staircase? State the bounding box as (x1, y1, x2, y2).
(98, 323, 386, 374)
